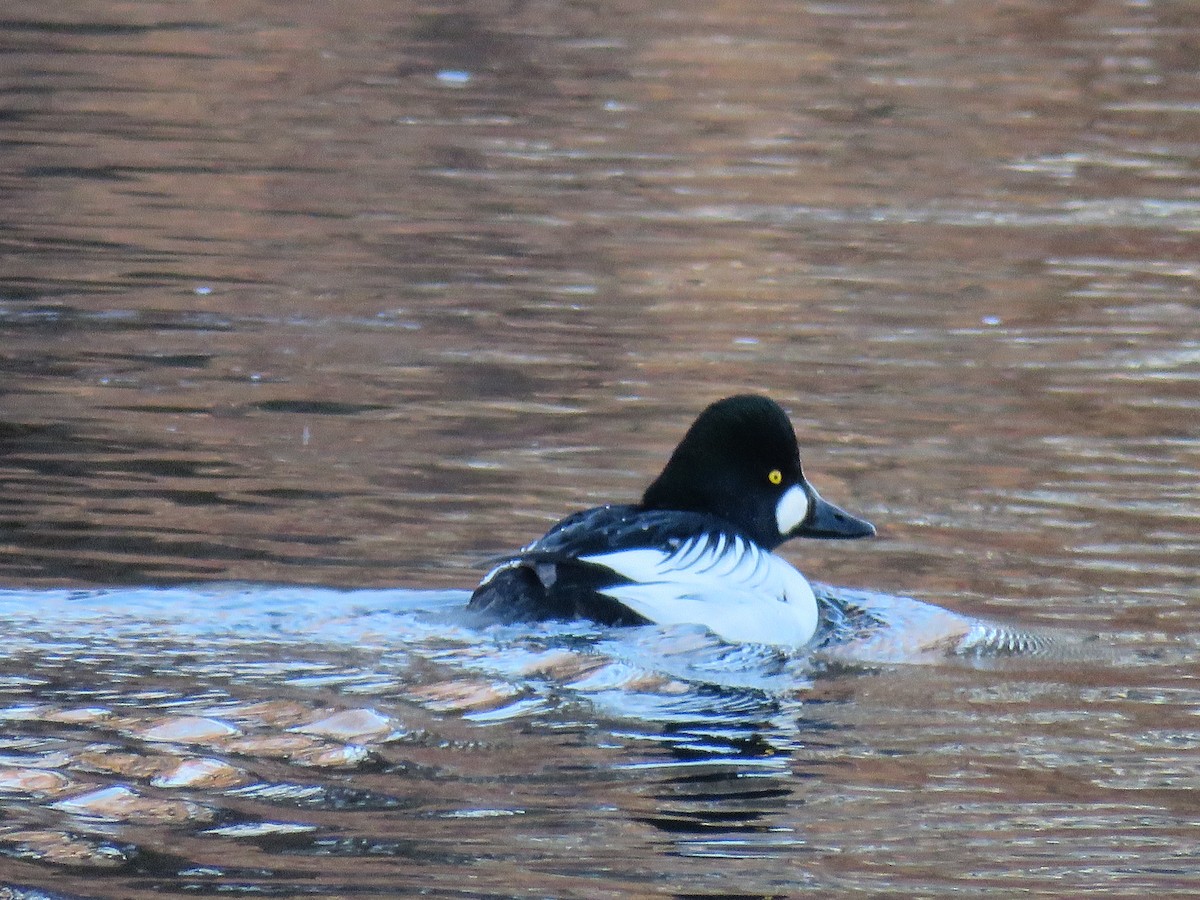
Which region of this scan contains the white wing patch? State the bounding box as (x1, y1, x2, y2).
(580, 535, 819, 647)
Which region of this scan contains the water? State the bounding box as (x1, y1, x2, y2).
(2, 0, 1198, 896)
(0, 584, 1193, 896)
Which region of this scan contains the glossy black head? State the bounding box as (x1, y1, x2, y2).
(641, 395, 876, 549)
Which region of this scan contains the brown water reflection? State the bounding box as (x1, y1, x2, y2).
(1, 0, 1199, 896)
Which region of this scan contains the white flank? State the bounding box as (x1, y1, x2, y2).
(774, 484, 809, 535)
(580, 536, 819, 647)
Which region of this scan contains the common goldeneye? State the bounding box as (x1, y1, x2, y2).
(468, 394, 875, 647)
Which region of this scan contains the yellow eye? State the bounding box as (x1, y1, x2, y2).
(768, 469, 783, 486)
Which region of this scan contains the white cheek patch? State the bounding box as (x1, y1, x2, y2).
(775, 484, 810, 535)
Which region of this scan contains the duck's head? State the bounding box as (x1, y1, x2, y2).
(641, 394, 876, 550)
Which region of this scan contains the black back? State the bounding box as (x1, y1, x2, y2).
(466, 504, 746, 625)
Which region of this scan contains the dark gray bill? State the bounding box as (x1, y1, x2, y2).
(794, 491, 876, 539)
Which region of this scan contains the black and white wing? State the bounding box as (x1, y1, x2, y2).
(580, 532, 820, 647)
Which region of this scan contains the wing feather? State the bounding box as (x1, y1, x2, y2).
(579, 539, 818, 646)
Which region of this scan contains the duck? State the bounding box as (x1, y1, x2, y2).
(467, 394, 876, 647)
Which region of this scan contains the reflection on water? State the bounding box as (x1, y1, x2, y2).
(2, 0, 1199, 895)
(0, 585, 1197, 897)
(0, 584, 823, 893)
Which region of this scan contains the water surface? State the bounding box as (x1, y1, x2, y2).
(2, 0, 1198, 896)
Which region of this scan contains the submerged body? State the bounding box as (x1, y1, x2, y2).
(469, 395, 875, 648)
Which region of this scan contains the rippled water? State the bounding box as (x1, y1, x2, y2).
(2, 1, 1199, 896)
(1, 584, 1196, 897)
